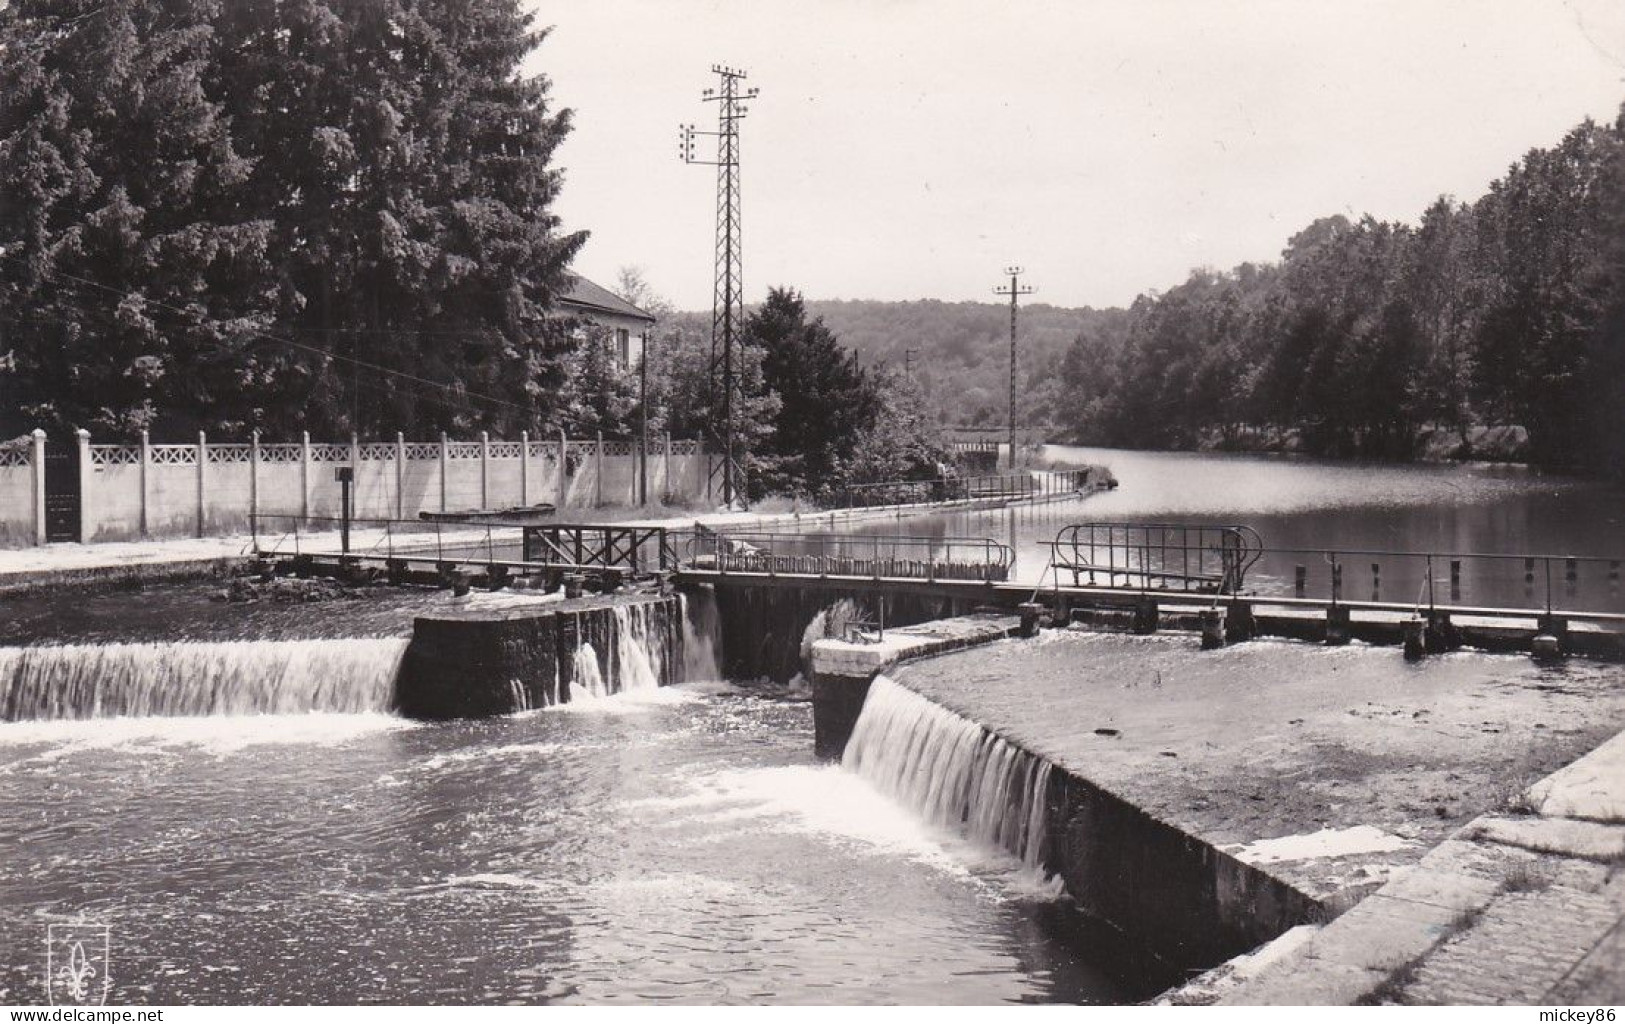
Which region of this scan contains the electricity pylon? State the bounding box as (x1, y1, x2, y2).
(680, 65, 759, 507)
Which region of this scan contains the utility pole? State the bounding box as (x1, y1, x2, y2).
(994, 266, 1034, 469)
(680, 65, 759, 508)
(639, 328, 650, 506)
(904, 348, 918, 381)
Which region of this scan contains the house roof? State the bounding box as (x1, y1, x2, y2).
(557, 274, 656, 324)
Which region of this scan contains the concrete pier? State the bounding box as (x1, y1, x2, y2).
(396, 592, 683, 718)
(808, 613, 1020, 758)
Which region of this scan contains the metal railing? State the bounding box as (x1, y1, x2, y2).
(1254, 547, 1625, 617)
(677, 529, 1015, 581)
(249, 513, 528, 565)
(1044, 523, 1264, 594)
(1035, 522, 1625, 619)
(829, 468, 1096, 510)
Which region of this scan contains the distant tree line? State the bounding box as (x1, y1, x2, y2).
(1052, 105, 1625, 473)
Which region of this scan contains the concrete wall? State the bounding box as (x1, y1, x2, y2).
(0, 435, 40, 547)
(397, 594, 684, 718)
(18, 432, 711, 545)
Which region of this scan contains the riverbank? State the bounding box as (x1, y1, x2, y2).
(1044, 424, 1536, 468)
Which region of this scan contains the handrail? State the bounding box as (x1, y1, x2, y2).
(1046, 522, 1264, 595)
(674, 528, 1015, 581)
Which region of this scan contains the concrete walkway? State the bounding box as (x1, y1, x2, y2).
(1215, 729, 1625, 1005)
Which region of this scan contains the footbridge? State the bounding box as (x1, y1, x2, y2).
(675, 521, 1625, 661)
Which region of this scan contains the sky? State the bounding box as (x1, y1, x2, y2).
(530, 0, 1625, 311)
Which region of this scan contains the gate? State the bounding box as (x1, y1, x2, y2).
(43, 435, 81, 542)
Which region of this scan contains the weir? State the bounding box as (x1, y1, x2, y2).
(0, 593, 704, 722)
(833, 659, 1320, 985)
(0, 638, 407, 719)
(396, 594, 690, 718)
(843, 677, 1051, 869)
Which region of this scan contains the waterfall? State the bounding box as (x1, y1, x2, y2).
(680, 589, 724, 683)
(566, 604, 665, 702)
(611, 602, 664, 693)
(571, 641, 607, 699)
(0, 639, 408, 721)
(842, 676, 1053, 869)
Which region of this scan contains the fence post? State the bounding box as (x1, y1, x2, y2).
(480, 430, 490, 509)
(30, 429, 45, 546)
(439, 432, 449, 512)
(520, 430, 530, 506)
(249, 430, 260, 531)
(663, 433, 673, 503)
(76, 429, 92, 543)
(395, 432, 406, 519)
(595, 431, 604, 506)
(300, 431, 312, 523)
(557, 429, 568, 508)
(196, 430, 207, 538)
(139, 429, 152, 539)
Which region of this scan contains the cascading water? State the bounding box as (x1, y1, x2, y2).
(680, 589, 724, 683)
(565, 602, 672, 702)
(572, 642, 608, 699)
(842, 675, 1054, 869)
(0, 638, 408, 720)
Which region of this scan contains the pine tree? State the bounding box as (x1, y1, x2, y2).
(748, 287, 879, 495)
(0, 0, 586, 441)
(0, 0, 270, 439)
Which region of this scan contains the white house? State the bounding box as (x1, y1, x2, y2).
(556, 274, 657, 369)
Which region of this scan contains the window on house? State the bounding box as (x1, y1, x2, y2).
(616, 328, 630, 366)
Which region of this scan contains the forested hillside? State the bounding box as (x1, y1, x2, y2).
(801, 299, 1126, 428)
(1051, 105, 1625, 473)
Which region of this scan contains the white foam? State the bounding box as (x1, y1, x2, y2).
(0, 711, 412, 762)
(1226, 825, 1413, 865)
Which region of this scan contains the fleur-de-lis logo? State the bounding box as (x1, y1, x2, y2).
(59, 940, 96, 1001)
(46, 924, 111, 1006)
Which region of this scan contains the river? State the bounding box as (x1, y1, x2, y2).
(4, 447, 1622, 1004)
(843, 446, 1625, 611)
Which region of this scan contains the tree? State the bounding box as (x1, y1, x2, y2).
(0, 0, 270, 439)
(0, 0, 586, 441)
(747, 287, 879, 496)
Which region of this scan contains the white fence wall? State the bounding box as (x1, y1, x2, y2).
(2, 430, 711, 546)
(0, 432, 43, 547)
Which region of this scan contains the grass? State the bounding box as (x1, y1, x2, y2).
(1499, 861, 1554, 893)
(1355, 904, 1487, 1005)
